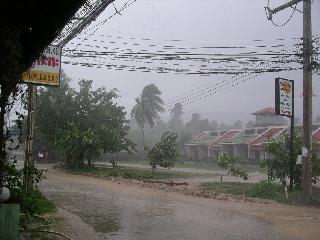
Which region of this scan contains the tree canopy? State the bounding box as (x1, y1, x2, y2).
(131, 84, 164, 148)
(36, 76, 134, 168)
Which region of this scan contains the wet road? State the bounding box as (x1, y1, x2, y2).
(40, 168, 305, 240)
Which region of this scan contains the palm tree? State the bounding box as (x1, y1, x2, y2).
(170, 102, 183, 119)
(131, 84, 164, 149)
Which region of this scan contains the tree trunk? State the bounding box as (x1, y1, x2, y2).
(0, 91, 10, 190)
(0, 106, 6, 190)
(141, 126, 145, 151)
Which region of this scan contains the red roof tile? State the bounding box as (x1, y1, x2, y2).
(251, 127, 285, 145)
(211, 130, 241, 146)
(313, 128, 320, 142)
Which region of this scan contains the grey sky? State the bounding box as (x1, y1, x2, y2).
(62, 0, 320, 124)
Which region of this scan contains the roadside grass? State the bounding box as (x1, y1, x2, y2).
(201, 181, 320, 207)
(105, 159, 265, 173)
(70, 166, 200, 180)
(8, 188, 56, 216)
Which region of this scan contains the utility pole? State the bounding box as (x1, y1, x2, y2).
(302, 0, 313, 194)
(23, 84, 37, 190)
(266, 0, 313, 194)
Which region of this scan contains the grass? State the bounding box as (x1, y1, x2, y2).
(9, 188, 56, 216)
(71, 166, 197, 180)
(107, 159, 265, 173)
(201, 181, 320, 207)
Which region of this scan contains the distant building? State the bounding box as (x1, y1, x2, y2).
(209, 130, 241, 159)
(185, 107, 320, 163)
(252, 107, 287, 127)
(186, 131, 221, 161)
(313, 127, 320, 142)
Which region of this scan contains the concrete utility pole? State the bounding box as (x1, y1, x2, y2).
(266, 0, 313, 194)
(23, 85, 37, 190)
(302, 0, 313, 194)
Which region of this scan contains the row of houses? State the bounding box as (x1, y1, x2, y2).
(186, 107, 320, 162)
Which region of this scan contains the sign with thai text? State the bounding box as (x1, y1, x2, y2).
(275, 78, 294, 117)
(22, 45, 61, 86)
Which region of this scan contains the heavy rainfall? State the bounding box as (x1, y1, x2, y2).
(0, 0, 320, 240)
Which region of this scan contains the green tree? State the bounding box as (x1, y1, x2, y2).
(148, 132, 179, 171)
(262, 130, 320, 188)
(217, 153, 248, 181)
(36, 77, 134, 169)
(35, 70, 75, 161)
(131, 84, 164, 149)
(167, 102, 183, 132)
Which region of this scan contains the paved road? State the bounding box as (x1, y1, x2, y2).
(40, 168, 319, 240)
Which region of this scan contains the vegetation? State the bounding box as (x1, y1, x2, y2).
(4, 160, 55, 216)
(201, 181, 320, 207)
(131, 84, 164, 149)
(148, 132, 180, 171)
(262, 130, 320, 187)
(217, 153, 248, 181)
(71, 166, 193, 180)
(167, 103, 184, 132)
(36, 77, 134, 169)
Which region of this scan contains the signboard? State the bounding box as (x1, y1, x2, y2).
(275, 78, 294, 117)
(22, 45, 61, 86)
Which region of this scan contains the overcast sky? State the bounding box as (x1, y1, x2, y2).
(62, 0, 320, 124)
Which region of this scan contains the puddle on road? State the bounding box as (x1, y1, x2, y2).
(92, 218, 120, 233)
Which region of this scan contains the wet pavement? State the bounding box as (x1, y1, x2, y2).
(38, 168, 300, 240)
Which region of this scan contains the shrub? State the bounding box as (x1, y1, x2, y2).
(148, 132, 179, 171)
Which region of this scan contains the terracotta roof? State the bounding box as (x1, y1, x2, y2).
(313, 128, 320, 142)
(211, 130, 241, 146)
(252, 107, 275, 116)
(251, 127, 285, 146)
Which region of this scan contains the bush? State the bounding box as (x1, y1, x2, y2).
(262, 130, 320, 187)
(148, 132, 179, 171)
(217, 153, 248, 180)
(249, 180, 283, 199)
(9, 189, 55, 216)
(3, 159, 54, 216)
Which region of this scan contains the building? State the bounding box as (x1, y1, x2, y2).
(249, 126, 287, 161)
(220, 127, 268, 162)
(209, 130, 241, 159)
(313, 127, 320, 142)
(252, 107, 287, 127)
(186, 131, 221, 160)
(185, 108, 320, 162)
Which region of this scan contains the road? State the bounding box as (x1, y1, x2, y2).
(39, 166, 320, 240)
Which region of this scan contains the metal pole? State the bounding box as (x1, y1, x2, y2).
(302, 0, 313, 195)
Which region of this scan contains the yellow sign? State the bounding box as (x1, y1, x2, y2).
(22, 45, 62, 86)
